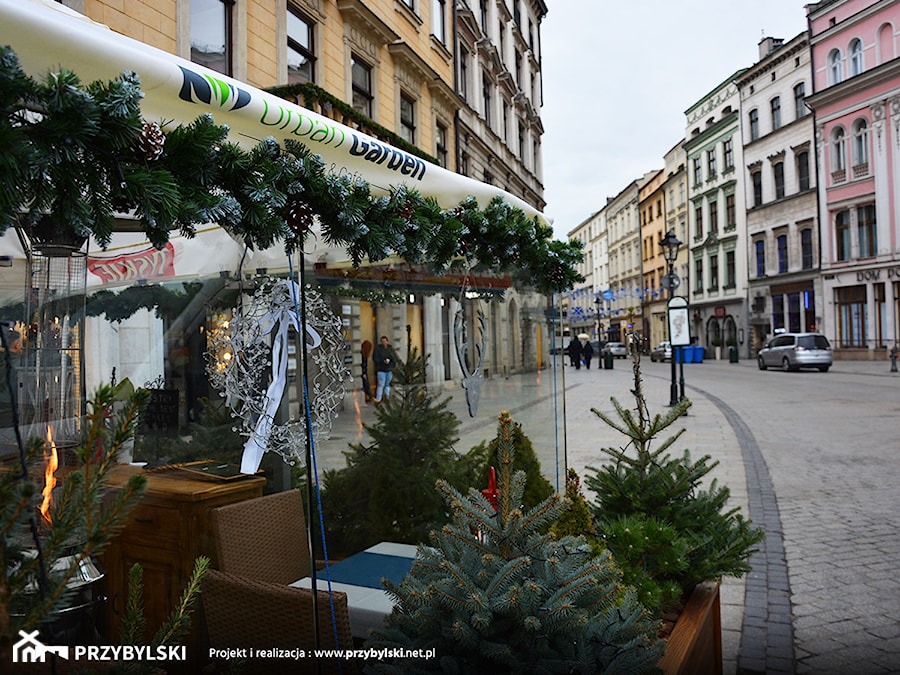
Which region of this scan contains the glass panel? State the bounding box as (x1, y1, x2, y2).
(0, 225, 570, 502)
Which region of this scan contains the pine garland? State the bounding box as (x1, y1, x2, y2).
(0, 47, 583, 294)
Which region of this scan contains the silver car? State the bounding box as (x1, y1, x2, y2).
(603, 342, 628, 359)
(757, 332, 832, 372)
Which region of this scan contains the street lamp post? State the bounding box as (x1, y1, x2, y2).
(660, 229, 683, 407)
(594, 297, 601, 339)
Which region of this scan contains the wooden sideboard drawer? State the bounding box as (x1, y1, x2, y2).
(121, 503, 182, 548)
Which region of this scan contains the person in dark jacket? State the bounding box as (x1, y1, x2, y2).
(581, 339, 594, 369)
(566, 338, 582, 369)
(372, 335, 396, 402)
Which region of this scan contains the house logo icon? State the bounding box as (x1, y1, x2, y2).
(12, 630, 70, 663)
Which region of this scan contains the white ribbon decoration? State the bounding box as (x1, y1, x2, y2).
(240, 279, 321, 474)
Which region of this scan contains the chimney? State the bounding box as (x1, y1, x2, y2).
(758, 36, 784, 59)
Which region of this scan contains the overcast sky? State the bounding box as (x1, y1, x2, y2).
(540, 1, 812, 240)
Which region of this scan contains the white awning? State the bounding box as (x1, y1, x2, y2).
(0, 0, 547, 225)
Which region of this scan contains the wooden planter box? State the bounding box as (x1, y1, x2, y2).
(659, 581, 722, 675)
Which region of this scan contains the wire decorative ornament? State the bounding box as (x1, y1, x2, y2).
(206, 276, 350, 472)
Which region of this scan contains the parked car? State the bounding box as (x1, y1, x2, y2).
(602, 342, 628, 359)
(757, 332, 832, 372)
(650, 341, 672, 362)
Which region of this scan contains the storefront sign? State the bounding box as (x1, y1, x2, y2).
(87, 243, 176, 283)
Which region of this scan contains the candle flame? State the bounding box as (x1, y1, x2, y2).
(40, 427, 58, 527)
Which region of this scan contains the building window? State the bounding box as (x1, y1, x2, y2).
(773, 161, 785, 199)
(432, 0, 447, 44)
(771, 96, 781, 130)
(694, 205, 703, 239)
(836, 285, 867, 348)
(829, 49, 843, 84)
(772, 293, 785, 331)
(832, 126, 846, 180)
(501, 101, 509, 141)
(694, 258, 703, 292)
(515, 51, 523, 87)
(725, 250, 735, 287)
(479, 0, 488, 32)
(287, 6, 315, 84)
(482, 75, 493, 128)
(693, 157, 702, 184)
(351, 54, 373, 117)
(191, 0, 233, 76)
(723, 138, 734, 170)
(709, 199, 718, 232)
(749, 109, 759, 141)
(707, 147, 717, 177)
(777, 234, 788, 273)
(752, 169, 763, 207)
(794, 82, 807, 119)
(459, 47, 469, 100)
(399, 93, 416, 144)
(797, 150, 810, 191)
(858, 204, 877, 258)
(401, 0, 415, 9)
(725, 193, 735, 229)
(853, 118, 869, 170)
(849, 38, 863, 76)
(518, 126, 525, 159)
(709, 254, 719, 291)
(755, 239, 766, 277)
(836, 209, 851, 261)
(801, 228, 814, 269)
(435, 121, 448, 167)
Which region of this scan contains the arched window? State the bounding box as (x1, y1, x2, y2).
(829, 49, 843, 84)
(832, 127, 846, 172)
(853, 118, 869, 168)
(849, 38, 864, 75)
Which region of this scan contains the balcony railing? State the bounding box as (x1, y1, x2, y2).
(831, 168, 846, 184)
(852, 163, 869, 179)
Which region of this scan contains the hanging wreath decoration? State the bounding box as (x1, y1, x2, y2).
(206, 276, 350, 473)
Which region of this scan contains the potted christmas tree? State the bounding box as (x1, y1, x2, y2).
(584, 351, 763, 673)
(366, 411, 664, 673)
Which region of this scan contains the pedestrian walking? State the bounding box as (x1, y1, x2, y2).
(581, 339, 594, 370)
(567, 337, 582, 369)
(372, 335, 396, 402)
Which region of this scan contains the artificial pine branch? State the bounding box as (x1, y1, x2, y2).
(1, 47, 584, 292)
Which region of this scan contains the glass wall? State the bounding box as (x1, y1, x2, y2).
(0, 226, 568, 494)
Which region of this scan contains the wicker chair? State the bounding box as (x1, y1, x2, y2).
(210, 488, 313, 584)
(202, 568, 358, 675)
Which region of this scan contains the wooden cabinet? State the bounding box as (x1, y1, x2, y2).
(100, 466, 265, 643)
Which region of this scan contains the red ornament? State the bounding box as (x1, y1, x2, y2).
(481, 466, 498, 510)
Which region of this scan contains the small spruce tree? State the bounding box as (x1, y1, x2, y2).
(550, 468, 605, 558)
(462, 418, 554, 510)
(319, 347, 462, 556)
(584, 353, 764, 614)
(366, 411, 663, 674)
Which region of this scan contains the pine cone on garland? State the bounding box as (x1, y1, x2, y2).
(286, 198, 316, 235)
(137, 121, 166, 161)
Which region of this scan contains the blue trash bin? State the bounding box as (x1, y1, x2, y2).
(693, 345, 705, 363)
(683, 345, 695, 363)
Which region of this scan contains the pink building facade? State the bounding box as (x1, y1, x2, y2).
(807, 0, 900, 357)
